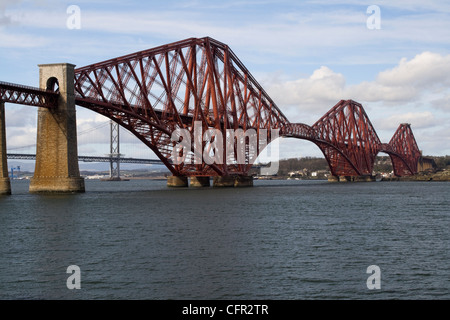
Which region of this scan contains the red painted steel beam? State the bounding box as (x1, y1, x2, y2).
(310, 100, 382, 177)
(72, 38, 423, 178)
(0, 81, 58, 108)
(74, 37, 290, 177)
(1, 37, 423, 178)
(384, 124, 421, 176)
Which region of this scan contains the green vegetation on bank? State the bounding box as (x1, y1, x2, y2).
(255, 155, 450, 180)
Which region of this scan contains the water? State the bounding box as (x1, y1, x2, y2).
(0, 179, 448, 300)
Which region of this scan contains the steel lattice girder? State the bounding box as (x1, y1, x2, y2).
(0, 38, 423, 178)
(72, 37, 423, 177)
(384, 124, 421, 176)
(311, 100, 382, 176)
(73, 37, 289, 176)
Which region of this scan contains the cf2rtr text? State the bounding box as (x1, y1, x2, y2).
(182, 304, 269, 317)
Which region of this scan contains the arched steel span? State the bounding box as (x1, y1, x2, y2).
(0, 37, 421, 177)
(283, 100, 421, 177)
(72, 37, 421, 177)
(73, 37, 288, 177)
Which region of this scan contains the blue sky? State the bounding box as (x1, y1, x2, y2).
(1, 0, 450, 161)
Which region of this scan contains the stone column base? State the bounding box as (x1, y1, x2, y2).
(213, 176, 235, 187)
(190, 176, 210, 187)
(328, 175, 339, 182)
(354, 175, 376, 182)
(328, 175, 376, 182)
(213, 175, 253, 187)
(234, 175, 253, 187)
(167, 176, 188, 187)
(0, 177, 11, 195)
(29, 177, 85, 193)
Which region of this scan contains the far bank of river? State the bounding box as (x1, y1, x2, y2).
(382, 169, 450, 181)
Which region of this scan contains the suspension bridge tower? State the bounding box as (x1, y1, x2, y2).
(107, 120, 123, 181)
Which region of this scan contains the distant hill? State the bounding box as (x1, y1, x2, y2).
(276, 157, 329, 176)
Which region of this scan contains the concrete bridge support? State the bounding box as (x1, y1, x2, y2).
(213, 175, 253, 187)
(213, 176, 235, 187)
(234, 175, 253, 187)
(0, 102, 11, 195)
(167, 175, 188, 187)
(328, 175, 376, 182)
(29, 63, 85, 193)
(190, 176, 210, 187)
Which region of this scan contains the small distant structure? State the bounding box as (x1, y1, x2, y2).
(102, 120, 128, 181)
(10, 165, 20, 179)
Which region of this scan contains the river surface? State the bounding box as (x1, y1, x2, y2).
(0, 179, 448, 299)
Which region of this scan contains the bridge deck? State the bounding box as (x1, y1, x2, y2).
(0, 81, 59, 108)
(7, 153, 163, 165)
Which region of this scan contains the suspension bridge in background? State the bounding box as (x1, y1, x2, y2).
(6, 119, 165, 181)
(0, 37, 423, 194)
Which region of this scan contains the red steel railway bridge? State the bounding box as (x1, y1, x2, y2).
(0, 37, 421, 193)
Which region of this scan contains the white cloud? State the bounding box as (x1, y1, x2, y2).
(376, 52, 450, 87)
(349, 52, 450, 103)
(4, 105, 36, 127)
(4, 4, 450, 56)
(311, 0, 450, 13)
(382, 112, 436, 130)
(0, 31, 49, 48)
(0, 0, 19, 26)
(5, 126, 37, 152)
(266, 51, 450, 113)
(430, 95, 450, 112)
(263, 51, 449, 156)
(348, 81, 417, 102)
(419, 125, 450, 156)
(266, 66, 345, 106)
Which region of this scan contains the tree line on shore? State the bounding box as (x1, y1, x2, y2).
(255, 155, 450, 178)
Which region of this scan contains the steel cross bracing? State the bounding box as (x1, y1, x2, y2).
(0, 37, 422, 177)
(311, 100, 382, 177)
(379, 124, 421, 176)
(0, 81, 58, 108)
(108, 120, 121, 179)
(73, 37, 288, 177)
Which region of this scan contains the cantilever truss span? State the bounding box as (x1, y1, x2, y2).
(0, 37, 422, 177)
(73, 37, 288, 177)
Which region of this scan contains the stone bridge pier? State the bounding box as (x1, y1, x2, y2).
(29, 63, 84, 193)
(0, 102, 11, 195)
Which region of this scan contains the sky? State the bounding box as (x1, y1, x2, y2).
(1, 0, 450, 164)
